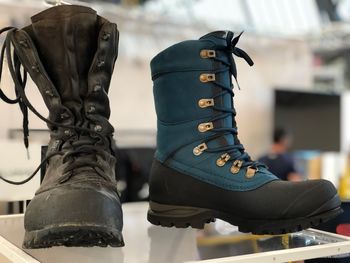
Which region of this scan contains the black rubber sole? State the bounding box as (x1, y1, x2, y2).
(23, 225, 124, 249)
(147, 201, 343, 235)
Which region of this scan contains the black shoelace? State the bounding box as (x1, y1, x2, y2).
(201, 32, 264, 170)
(0, 27, 110, 185)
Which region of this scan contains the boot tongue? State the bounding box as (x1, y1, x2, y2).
(199, 30, 233, 47)
(25, 5, 99, 124)
(31, 5, 96, 23)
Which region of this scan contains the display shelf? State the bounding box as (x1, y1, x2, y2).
(0, 203, 197, 263)
(194, 228, 350, 262)
(1, 202, 350, 263)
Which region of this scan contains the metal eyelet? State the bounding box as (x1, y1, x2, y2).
(31, 64, 40, 73)
(246, 166, 258, 179)
(193, 143, 207, 156)
(102, 32, 111, 40)
(19, 39, 29, 48)
(198, 122, 214, 133)
(97, 61, 105, 67)
(216, 153, 230, 167)
(45, 90, 54, 97)
(230, 160, 243, 174)
(60, 112, 69, 119)
(93, 84, 102, 92)
(199, 73, 215, 83)
(94, 124, 102, 132)
(198, 99, 214, 108)
(64, 129, 72, 136)
(200, 49, 216, 58)
(87, 105, 96, 113)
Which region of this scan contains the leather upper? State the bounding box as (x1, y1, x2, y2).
(151, 31, 278, 191)
(9, 5, 119, 194)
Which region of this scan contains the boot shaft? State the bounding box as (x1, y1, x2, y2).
(151, 31, 233, 122)
(10, 5, 118, 139)
(151, 31, 239, 162)
(27, 5, 99, 103)
(150, 31, 278, 192)
(1, 6, 120, 192)
(0, 7, 124, 248)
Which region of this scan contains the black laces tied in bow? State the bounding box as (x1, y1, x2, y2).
(227, 31, 254, 90)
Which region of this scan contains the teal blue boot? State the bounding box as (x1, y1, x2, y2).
(148, 31, 342, 234)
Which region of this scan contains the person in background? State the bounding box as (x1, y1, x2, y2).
(258, 128, 303, 182)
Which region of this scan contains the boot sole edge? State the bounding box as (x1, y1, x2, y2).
(23, 225, 124, 249)
(147, 200, 343, 235)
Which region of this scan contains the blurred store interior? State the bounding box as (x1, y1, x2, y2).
(1, 0, 350, 261)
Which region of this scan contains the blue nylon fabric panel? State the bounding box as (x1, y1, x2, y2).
(152, 32, 277, 191)
(159, 140, 278, 191)
(155, 118, 214, 162)
(151, 39, 228, 77)
(153, 71, 216, 123)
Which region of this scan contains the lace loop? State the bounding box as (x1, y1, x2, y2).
(200, 32, 264, 170)
(0, 26, 112, 185)
(0, 151, 63, 185)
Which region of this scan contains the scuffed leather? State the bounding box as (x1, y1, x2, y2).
(9, 5, 119, 194)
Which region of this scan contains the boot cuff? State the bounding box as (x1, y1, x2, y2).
(31, 5, 96, 23)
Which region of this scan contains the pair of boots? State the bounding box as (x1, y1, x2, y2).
(0, 5, 342, 249)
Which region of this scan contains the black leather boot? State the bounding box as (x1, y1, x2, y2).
(0, 5, 123, 248)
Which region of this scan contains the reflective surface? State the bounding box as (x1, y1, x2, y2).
(0, 203, 198, 263)
(197, 221, 350, 260)
(0, 202, 350, 263)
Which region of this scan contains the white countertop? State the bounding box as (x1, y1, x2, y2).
(1, 202, 350, 263)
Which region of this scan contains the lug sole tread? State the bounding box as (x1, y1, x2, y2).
(23, 225, 124, 249)
(147, 202, 343, 235)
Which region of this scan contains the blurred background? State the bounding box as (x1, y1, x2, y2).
(1, 0, 350, 226)
(2, 0, 350, 207)
(2, 0, 350, 261)
(0, 0, 350, 205)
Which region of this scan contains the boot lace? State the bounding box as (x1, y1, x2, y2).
(0, 27, 112, 185)
(201, 32, 264, 171)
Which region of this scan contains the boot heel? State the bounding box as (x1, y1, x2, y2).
(147, 201, 215, 229)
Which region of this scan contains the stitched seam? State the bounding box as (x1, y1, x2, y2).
(165, 157, 276, 190)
